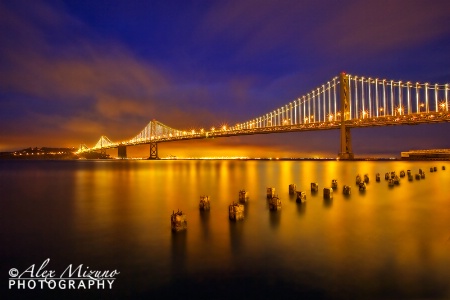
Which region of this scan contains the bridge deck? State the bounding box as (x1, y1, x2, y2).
(81, 112, 450, 152)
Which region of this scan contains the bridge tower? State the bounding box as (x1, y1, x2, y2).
(149, 119, 159, 160)
(99, 136, 107, 157)
(338, 72, 354, 160)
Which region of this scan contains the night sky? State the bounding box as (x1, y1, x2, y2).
(1, 0, 450, 157)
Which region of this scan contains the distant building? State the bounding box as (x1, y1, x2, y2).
(401, 149, 450, 160)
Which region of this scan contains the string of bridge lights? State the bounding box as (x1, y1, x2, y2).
(236, 74, 449, 130)
(85, 74, 449, 151)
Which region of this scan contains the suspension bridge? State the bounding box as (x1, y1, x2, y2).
(77, 72, 450, 159)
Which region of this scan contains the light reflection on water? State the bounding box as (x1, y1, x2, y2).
(1, 160, 450, 299)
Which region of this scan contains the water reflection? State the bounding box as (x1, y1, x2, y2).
(323, 198, 333, 208)
(229, 220, 244, 256)
(170, 231, 187, 279)
(296, 202, 307, 215)
(1, 160, 450, 299)
(199, 210, 210, 239)
(269, 211, 281, 229)
(66, 162, 450, 298)
(358, 188, 367, 196)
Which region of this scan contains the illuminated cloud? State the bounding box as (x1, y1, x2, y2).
(95, 94, 155, 119)
(0, 1, 187, 149)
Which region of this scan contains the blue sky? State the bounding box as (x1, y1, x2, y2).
(1, 0, 449, 157)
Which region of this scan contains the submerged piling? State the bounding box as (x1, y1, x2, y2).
(171, 210, 187, 232)
(229, 202, 244, 221)
(289, 184, 296, 195)
(239, 190, 249, 203)
(268, 196, 282, 211)
(199, 195, 211, 211)
(323, 187, 333, 199)
(296, 191, 306, 203)
(343, 185, 351, 195)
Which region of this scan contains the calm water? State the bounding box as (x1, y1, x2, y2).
(1, 160, 450, 299)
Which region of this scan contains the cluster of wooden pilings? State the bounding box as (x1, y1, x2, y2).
(171, 165, 446, 231)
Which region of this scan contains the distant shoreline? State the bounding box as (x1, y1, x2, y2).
(2, 157, 450, 162)
(2, 147, 449, 161)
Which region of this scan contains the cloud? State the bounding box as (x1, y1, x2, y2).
(314, 0, 450, 56)
(197, 0, 450, 71)
(0, 0, 255, 145)
(61, 117, 105, 135)
(95, 94, 156, 119)
(1, 41, 168, 104)
(0, 1, 177, 147)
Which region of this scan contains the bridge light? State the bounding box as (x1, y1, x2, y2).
(361, 110, 368, 119)
(439, 101, 446, 111)
(222, 125, 227, 131)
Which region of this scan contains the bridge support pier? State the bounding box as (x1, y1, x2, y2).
(338, 72, 354, 160)
(118, 145, 127, 159)
(339, 127, 354, 160)
(148, 142, 159, 160)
